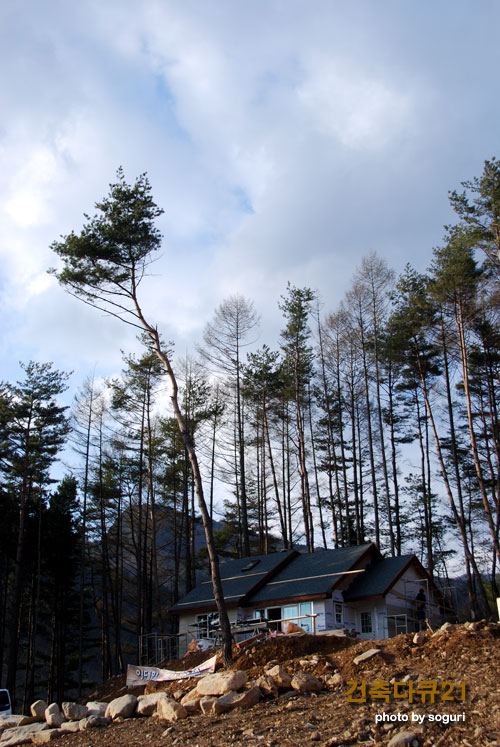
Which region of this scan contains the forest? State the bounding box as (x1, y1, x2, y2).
(1, 158, 500, 710)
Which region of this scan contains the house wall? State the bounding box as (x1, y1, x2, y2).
(342, 567, 442, 638)
(177, 608, 240, 638)
(386, 566, 441, 631)
(175, 563, 441, 643)
(343, 600, 387, 639)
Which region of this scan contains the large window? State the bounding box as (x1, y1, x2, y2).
(360, 611, 372, 634)
(196, 612, 218, 638)
(283, 602, 313, 632)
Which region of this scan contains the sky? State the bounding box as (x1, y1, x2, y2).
(2, 0, 500, 394)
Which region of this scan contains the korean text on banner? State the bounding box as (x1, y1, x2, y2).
(126, 654, 217, 686)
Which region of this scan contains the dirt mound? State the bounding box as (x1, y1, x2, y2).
(232, 632, 352, 671)
(55, 621, 500, 746)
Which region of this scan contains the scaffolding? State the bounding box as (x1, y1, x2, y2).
(138, 632, 191, 665)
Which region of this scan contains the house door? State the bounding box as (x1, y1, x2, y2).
(267, 607, 282, 631)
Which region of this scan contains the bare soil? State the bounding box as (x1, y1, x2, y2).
(53, 622, 500, 746)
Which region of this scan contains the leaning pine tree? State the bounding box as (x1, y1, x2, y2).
(50, 168, 233, 666)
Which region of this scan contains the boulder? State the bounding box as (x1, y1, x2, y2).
(61, 703, 88, 721)
(291, 672, 323, 693)
(84, 701, 107, 717)
(1, 716, 38, 728)
(0, 722, 49, 747)
(214, 686, 261, 713)
(136, 693, 169, 716)
(180, 690, 202, 713)
(60, 722, 81, 733)
(353, 648, 381, 665)
(196, 670, 248, 696)
(78, 716, 111, 730)
(265, 665, 291, 688)
(18, 718, 38, 727)
(30, 701, 48, 721)
(412, 632, 425, 645)
(0, 716, 26, 729)
(31, 730, 64, 743)
(105, 694, 137, 720)
(254, 675, 279, 698)
(156, 699, 187, 722)
(44, 704, 66, 728)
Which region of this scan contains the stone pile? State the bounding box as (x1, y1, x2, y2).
(0, 698, 110, 746)
(0, 662, 326, 745)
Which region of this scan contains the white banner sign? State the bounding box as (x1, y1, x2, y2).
(126, 654, 217, 686)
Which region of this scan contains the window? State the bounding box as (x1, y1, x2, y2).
(282, 602, 313, 632)
(240, 559, 261, 572)
(360, 611, 372, 634)
(334, 603, 343, 625)
(196, 612, 218, 638)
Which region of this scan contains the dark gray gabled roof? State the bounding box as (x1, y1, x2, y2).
(244, 543, 376, 606)
(168, 549, 297, 614)
(343, 555, 414, 601)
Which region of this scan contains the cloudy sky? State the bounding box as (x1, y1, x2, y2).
(1, 0, 500, 392)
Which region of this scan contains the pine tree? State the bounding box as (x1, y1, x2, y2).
(1, 362, 70, 706)
(50, 169, 233, 665)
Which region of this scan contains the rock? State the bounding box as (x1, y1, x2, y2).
(387, 731, 421, 747)
(353, 648, 381, 665)
(464, 621, 479, 631)
(31, 730, 64, 743)
(156, 699, 187, 722)
(136, 693, 169, 716)
(196, 670, 248, 696)
(412, 632, 425, 645)
(214, 686, 261, 713)
(172, 690, 184, 701)
(0, 716, 26, 728)
(0, 722, 49, 747)
(432, 622, 454, 637)
(84, 701, 107, 717)
(254, 675, 279, 698)
(78, 715, 111, 730)
(180, 691, 202, 713)
(327, 673, 344, 687)
(265, 665, 292, 688)
(199, 696, 218, 714)
(264, 660, 279, 669)
(1, 716, 38, 728)
(60, 722, 81, 733)
(105, 694, 137, 720)
(44, 704, 66, 728)
(61, 703, 88, 721)
(30, 701, 48, 721)
(291, 672, 323, 693)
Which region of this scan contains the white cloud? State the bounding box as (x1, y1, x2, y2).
(297, 58, 414, 150)
(0, 0, 499, 389)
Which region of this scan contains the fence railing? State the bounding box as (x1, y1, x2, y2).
(139, 632, 191, 665)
